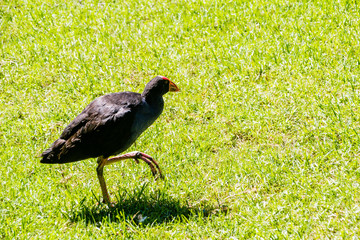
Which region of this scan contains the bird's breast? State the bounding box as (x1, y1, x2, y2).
(110, 98, 163, 156)
(131, 103, 162, 136)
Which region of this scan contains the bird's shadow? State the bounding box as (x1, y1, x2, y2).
(63, 183, 226, 226)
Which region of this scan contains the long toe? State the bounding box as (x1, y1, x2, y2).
(137, 155, 158, 177)
(141, 154, 163, 179)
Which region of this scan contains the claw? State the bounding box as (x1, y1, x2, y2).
(136, 152, 163, 179)
(98, 152, 164, 203)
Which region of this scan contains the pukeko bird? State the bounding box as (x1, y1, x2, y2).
(41, 76, 179, 204)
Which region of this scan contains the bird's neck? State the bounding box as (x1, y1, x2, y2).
(142, 93, 164, 109)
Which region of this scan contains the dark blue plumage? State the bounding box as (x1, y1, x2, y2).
(41, 76, 178, 164)
(41, 76, 179, 204)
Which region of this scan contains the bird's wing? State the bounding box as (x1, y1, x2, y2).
(59, 110, 90, 140)
(59, 92, 141, 140)
(58, 92, 143, 159)
(42, 92, 143, 163)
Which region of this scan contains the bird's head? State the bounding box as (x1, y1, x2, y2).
(142, 76, 180, 97)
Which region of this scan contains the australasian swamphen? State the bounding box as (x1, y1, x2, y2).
(41, 76, 179, 204)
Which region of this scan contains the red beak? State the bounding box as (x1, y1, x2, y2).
(169, 81, 180, 92)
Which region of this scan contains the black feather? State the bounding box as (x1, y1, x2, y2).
(41, 76, 171, 164)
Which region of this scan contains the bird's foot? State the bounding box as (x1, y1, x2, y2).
(106, 151, 164, 179)
(133, 151, 164, 179)
(105, 201, 116, 208)
(97, 200, 116, 208)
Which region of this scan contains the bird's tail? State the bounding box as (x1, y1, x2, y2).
(40, 139, 66, 164)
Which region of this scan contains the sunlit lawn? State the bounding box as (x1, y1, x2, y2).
(1, 0, 360, 238)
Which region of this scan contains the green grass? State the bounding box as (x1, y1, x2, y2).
(1, 0, 360, 238)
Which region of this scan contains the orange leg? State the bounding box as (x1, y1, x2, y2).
(96, 156, 111, 204)
(106, 151, 163, 179)
(96, 152, 163, 204)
